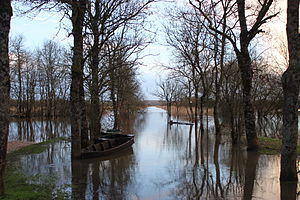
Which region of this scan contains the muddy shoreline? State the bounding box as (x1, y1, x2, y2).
(7, 141, 35, 153)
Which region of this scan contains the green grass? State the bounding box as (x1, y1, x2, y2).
(1, 137, 70, 200)
(258, 136, 300, 155)
(7, 137, 69, 160)
(1, 170, 59, 200)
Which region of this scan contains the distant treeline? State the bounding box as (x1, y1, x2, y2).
(9, 36, 144, 121)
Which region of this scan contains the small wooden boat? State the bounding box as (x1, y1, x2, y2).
(81, 133, 134, 159)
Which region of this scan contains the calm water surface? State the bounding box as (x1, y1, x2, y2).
(9, 107, 300, 199)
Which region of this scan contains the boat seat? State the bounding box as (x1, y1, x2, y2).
(87, 145, 97, 151)
(93, 143, 103, 151)
(101, 141, 110, 150)
(117, 137, 127, 144)
(108, 139, 117, 147)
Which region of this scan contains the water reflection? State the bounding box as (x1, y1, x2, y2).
(9, 119, 71, 142)
(281, 181, 298, 200)
(0, 164, 4, 196)
(12, 107, 300, 199)
(243, 152, 259, 200)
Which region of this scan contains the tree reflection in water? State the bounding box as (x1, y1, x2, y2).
(281, 181, 297, 200)
(72, 149, 136, 200)
(72, 159, 88, 200)
(9, 107, 300, 199)
(9, 119, 71, 142)
(243, 152, 259, 200)
(0, 163, 5, 196)
(160, 126, 248, 199)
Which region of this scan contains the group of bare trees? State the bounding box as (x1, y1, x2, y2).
(15, 0, 152, 157)
(158, 0, 280, 140)
(10, 36, 70, 118)
(155, 0, 299, 182)
(0, 0, 153, 162)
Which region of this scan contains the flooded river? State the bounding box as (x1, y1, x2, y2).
(8, 107, 300, 199)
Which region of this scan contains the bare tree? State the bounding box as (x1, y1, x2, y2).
(155, 77, 179, 117)
(164, 7, 214, 134)
(10, 35, 27, 117)
(35, 40, 69, 117)
(19, 0, 89, 157)
(190, 0, 278, 151)
(219, 60, 243, 143)
(280, 0, 300, 182)
(84, 0, 154, 138)
(252, 58, 283, 137)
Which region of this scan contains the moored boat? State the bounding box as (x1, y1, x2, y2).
(81, 133, 134, 159)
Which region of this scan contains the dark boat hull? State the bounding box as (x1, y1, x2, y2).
(81, 134, 134, 159)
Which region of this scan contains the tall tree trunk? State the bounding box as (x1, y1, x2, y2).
(237, 53, 258, 151)
(199, 95, 204, 135)
(0, 0, 12, 195)
(17, 57, 22, 116)
(70, 0, 88, 158)
(213, 35, 220, 134)
(188, 81, 193, 121)
(0, 0, 12, 165)
(214, 4, 227, 136)
(236, 0, 258, 151)
(90, 50, 100, 138)
(194, 86, 198, 126)
(89, 1, 101, 140)
(280, 0, 300, 182)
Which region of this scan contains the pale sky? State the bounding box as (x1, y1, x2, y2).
(10, 2, 176, 100)
(10, 0, 288, 100)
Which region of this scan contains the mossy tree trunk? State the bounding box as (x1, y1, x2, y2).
(235, 0, 259, 151)
(280, 0, 300, 182)
(236, 52, 258, 150)
(0, 0, 12, 195)
(70, 0, 89, 158)
(0, 0, 11, 166)
(88, 1, 101, 139)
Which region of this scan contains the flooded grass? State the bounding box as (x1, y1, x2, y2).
(1, 137, 69, 200)
(1, 169, 63, 200)
(7, 137, 69, 160)
(2, 108, 300, 199)
(258, 136, 300, 155)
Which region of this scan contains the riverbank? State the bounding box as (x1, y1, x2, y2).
(154, 105, 214, 118)
(259, 136, 300, 155)
(7, 141, 35, 154)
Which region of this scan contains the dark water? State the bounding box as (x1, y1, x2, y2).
(9, 107, 300, 199)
